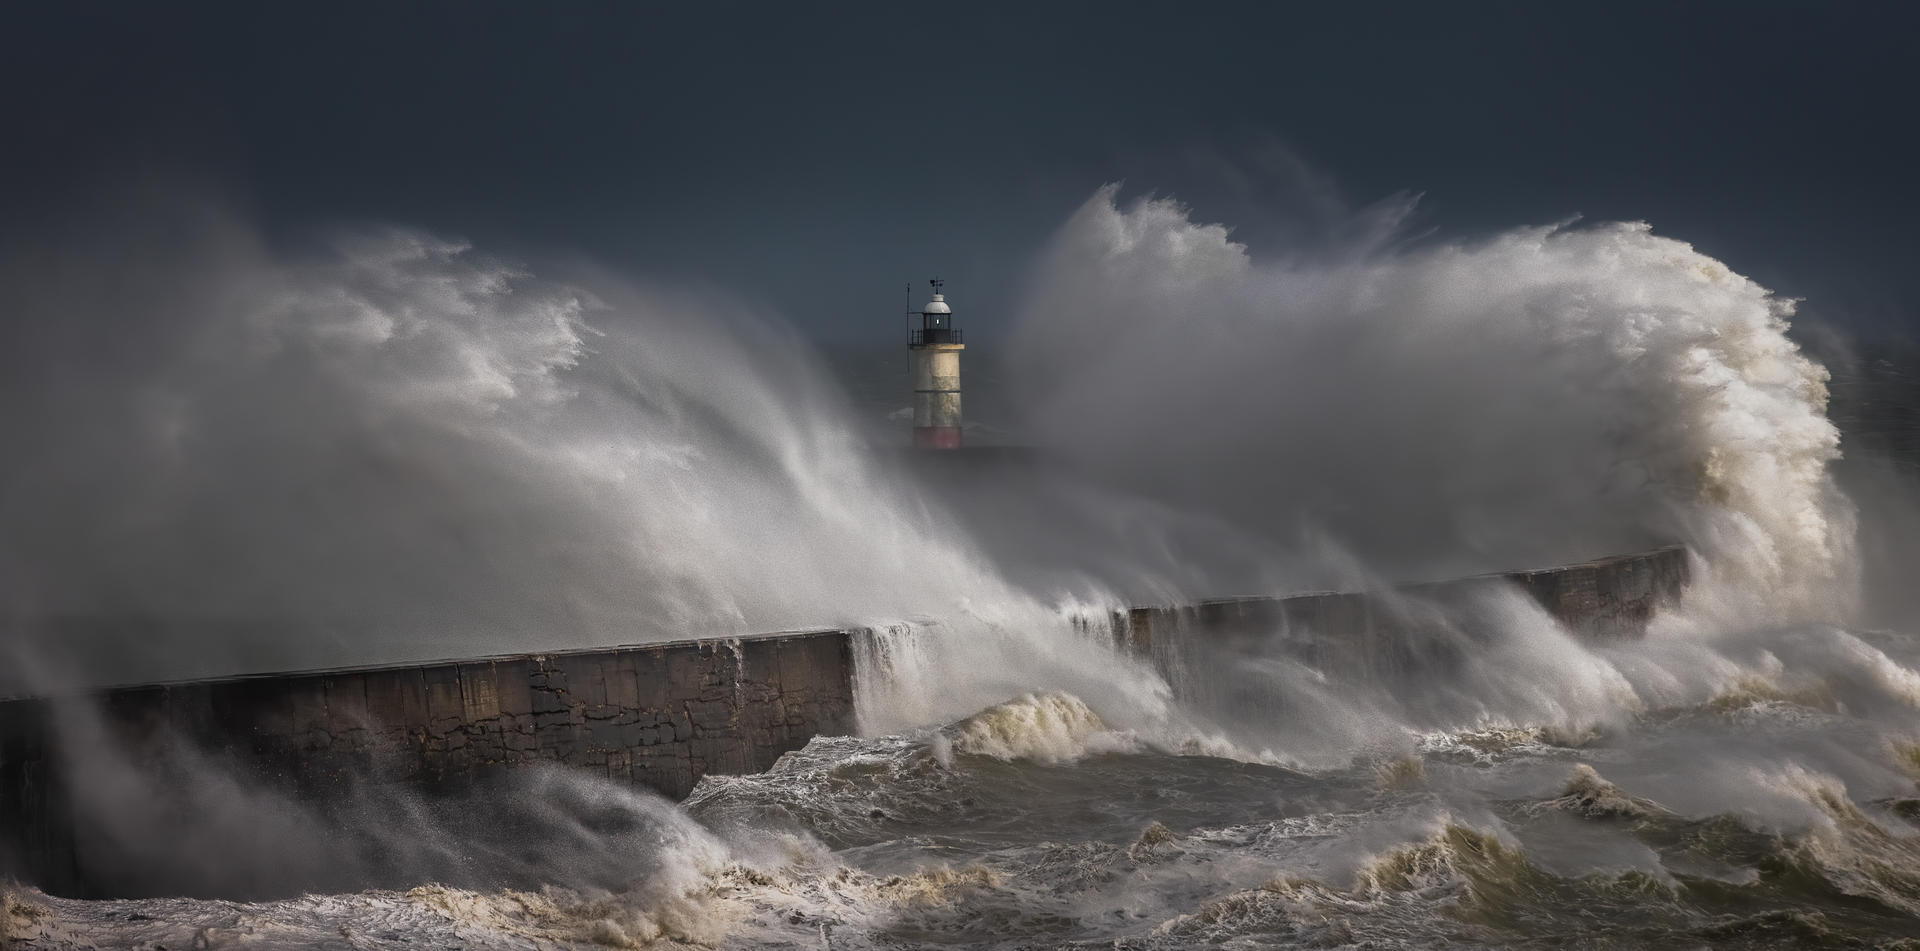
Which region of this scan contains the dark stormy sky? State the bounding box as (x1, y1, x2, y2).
(3, 1, 1917, 345)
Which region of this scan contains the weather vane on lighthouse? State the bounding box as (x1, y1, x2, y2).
(908, 277, 964, 449)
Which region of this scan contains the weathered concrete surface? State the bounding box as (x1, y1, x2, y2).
(0, 629, 854, 896)
(0, 547, 1689, 897)
(1111, 546, 1691, 677)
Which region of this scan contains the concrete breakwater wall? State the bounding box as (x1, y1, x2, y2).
(1112, 546, 1692, 676)
(1, 629, 855, 897)
(1, 547, 1689, 897)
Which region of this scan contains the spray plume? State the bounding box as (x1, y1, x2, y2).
(1006, 185, 1857, 621)
(0, 202, 1076, 688)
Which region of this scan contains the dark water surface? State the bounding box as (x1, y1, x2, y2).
(13, 618, 1920, 949)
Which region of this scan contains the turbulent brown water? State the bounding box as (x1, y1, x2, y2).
(6, 191, 1920, 948)
(16, 618, 1920, 949)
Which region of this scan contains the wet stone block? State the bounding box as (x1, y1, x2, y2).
(422, 666, 465, 731)
(207, 679, 294, 746)
(665, 648, 712, 695)
(285, 684, 330, 739)
(685, 698, 734, 734)
(630, 648, 670, 711)
(323, 676, 371, 733)
(604, 653, 643, 710)
(550, 655, 611, 708)
(584, 717, 637, 752)
(456, 665, 503, 722)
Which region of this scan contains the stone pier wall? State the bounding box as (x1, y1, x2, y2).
(1111, 546, 1692, 676)
(0, 629, 855, 896)
(0, 547, 1690, 897)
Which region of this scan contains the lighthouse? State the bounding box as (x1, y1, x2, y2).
(908, 279, 965, 449)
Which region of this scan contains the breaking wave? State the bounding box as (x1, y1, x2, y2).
(946, 691, 1134, 764)
(6, 183, 1913, 949)
(1008, 186, 1857, 621)
(0, 206, 1084, 690)
(20, 670, 1920, 948)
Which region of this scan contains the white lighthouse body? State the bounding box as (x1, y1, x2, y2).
(908, 284, 964, 449)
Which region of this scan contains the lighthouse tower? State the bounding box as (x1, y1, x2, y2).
(908, 279, 964, 449)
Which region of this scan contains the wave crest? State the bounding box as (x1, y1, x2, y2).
(1009, 188, 1856, 620)
(948, 692, 1136, 764)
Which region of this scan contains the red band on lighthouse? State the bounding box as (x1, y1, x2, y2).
(914, 426, 963, 449)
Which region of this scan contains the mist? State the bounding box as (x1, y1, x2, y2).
(0, 181, 1884, 697)
(1004, 185, 1859, 621)
(13, 182, 1920, 950)
(0, 198, 1044, 689)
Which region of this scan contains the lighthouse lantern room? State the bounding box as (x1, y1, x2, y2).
(908, 278, 965, 449)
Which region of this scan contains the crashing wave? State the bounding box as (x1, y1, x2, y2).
(947, 692, 1138, 764)
(1010, 187, 1857, 622)
(1525, 763, 1670, 820)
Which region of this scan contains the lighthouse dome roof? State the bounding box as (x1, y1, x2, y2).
(922, 293, 951, 315)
